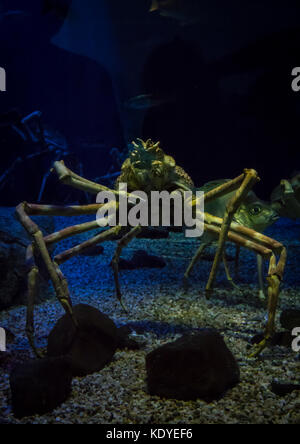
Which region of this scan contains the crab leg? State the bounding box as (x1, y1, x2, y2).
(111, 225, 143, 311)
(183, 242, 211, 289)
(23, 202, 103, 216)
(257, 254, 266, 302)
(25, 199, 121, 248)
(45, 220, 101, 245)
(25, 240, 76, 357)
(16, 203, 74, 314)
(234, 246, 241, 278)
(15, 202, 110, 355)
(222, 251, 240, 291)
(24, 208, 108, 284)
(52, 161, 147, 204)
(53, 161, 116, 195)
(54, 225, 126, 265)
(204, 169, 260, 297)
(16, 198, 134, 354)
(249, 249, 287, 357)
(183, 242, 240, 291)
(203, 172, 253, 203)
(20, 202, 105, 261)
(16, 204, 77, 355)
(47, 223, 143, 311)
(203, 224, 271, 256)
(184, 169, 260, 293)
(27, 266, 42, 357)
(201, 220, 287, 356)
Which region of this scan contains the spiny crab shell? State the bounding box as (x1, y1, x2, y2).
(115, 138, 194, 193)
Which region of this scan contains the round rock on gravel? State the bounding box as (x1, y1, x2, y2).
(47, 304, 118, 377)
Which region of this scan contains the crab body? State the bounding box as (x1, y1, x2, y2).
(115, 138, 194, 193)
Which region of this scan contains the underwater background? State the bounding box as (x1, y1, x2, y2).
(0, 0, 299, 425)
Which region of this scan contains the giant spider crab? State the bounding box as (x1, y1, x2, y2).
(16, 139, 287, 358)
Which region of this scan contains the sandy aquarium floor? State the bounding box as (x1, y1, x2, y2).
(0, 216, 299, 424)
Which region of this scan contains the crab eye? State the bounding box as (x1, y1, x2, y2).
(250, 206, 262, 215)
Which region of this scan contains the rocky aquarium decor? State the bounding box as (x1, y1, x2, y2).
(146, 329, 240, 402)
(0, 207, 54, 309)
(47, 304, 119, 377)
(10, 356, 73, 418)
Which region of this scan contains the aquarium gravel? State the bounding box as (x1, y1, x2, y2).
(0, 216, 299, 424)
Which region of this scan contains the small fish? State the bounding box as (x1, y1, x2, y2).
(200, 179, 279, 233)
(1, 10, 30, 18)
(149, 0, 201, 26)
(124, 94, 172, 110)
(233, 197, 280, 233)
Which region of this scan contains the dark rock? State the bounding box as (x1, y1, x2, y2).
(133, 250, 166, 268)
(273, 331, 294, 347)
(47, 304, 118, 377)
(167, 226, 182, 233)
(7, 328, 16, 345)
(0, 416, 12, 424)
(116, 325, 143, 350)
(146, 329, 240, 402)
(117, 257, 135, 270)
(10, 356, 72, 418)
(250, 333, 264, 345)
(119, 249, 166, 270)
(271, 380, 300, 396)
(251, 331, 293, 347)
(280, 309, 300, 331)
(0, 207, 54, 310)
(0, 351, 12, 367)
(0, 327, 16, 345)
(0, 348, 32, 373)
(202, 253, 235, 262)
(137, 227, 169, 239)
(79, 244, 104, 256)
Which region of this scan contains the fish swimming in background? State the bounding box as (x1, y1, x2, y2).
(149, 0, 202, 26)
(0, 10, 30, 18)
(124, 93, 174, 110)
(200, 179, 279, 233)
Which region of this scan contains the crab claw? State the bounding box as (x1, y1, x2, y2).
(271, 172, 300, 219)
